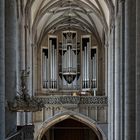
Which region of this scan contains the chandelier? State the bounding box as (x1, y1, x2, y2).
(8, 70, 44, 112)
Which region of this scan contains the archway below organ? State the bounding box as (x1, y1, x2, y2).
(41, 118, 99, 140)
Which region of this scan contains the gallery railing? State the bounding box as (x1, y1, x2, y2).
(34, 96, 108, 107)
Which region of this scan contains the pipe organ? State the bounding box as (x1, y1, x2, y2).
(81, 36, 90, 90)
(60, 31, 79, 90)
(42, 32, 97, 94)
(42, 36, 58, 90)
(91, 48, 97, 95)
(42, 49, 49, 88)
(49, 37, 58, 90)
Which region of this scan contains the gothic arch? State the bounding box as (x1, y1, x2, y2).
(36, 111, 107, 140)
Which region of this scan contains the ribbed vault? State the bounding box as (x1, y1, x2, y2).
(25, 0, 114, 46)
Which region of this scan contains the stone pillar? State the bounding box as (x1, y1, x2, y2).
(26, 26, 33, 124)
(105, 44, 108, 96)
(114, 15, 120, 140)
(108, 24, 115, 140)
(17, 12, 26, 126)
(5, 0, 17, 136)
(136, 0, 140, 139)
(119, 1, 125, 140)
(0, 0, 5, 139)
(114, 1, 125, 139)
(124, 0, 136, 140)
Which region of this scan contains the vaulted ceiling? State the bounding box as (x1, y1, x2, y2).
(25, 0, 114, 45)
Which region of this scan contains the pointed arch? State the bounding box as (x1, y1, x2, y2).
(36, 111, 107, 140)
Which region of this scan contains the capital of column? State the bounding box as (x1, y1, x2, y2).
(110, 21, 115, 33)
(105, 41, 109, 48)
(31, 43, 37, 48)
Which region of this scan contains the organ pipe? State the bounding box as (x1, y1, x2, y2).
(49, 38, 57, 89)
(68, 46, 71, 69)
(44, 55, 47, 82)
(92, 52, 97, 89)
(52, 45, 54, 81)
(49, 40, 52, 81)
(43, 52, 46, 87)
(46, 57, 48, 87)
(84, 46, 87, 81)
(82, 37, 91, 89)
(93, 54, 96, 80)
(66, 51, 67, 69)
(63, 52, 64, 68)
(42, 50, 49, 88)
(86, 46, 87, 81)
(71, 49, 73, 68)
(87, 43, 89, 81)
(82, 51, 85, 86)
(54, 48, 57, 80)
(92, 57, 94, 80)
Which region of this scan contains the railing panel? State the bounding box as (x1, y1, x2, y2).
(34, 96, 108, 106)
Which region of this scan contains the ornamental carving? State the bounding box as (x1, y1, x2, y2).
(34, 96, 108, 107)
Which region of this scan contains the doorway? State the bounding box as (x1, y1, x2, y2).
(41, 118, 99, 140)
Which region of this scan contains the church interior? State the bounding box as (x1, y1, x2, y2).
(0, 0, 140, 140)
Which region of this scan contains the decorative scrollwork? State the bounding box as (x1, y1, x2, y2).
(34, 96, 108, 107)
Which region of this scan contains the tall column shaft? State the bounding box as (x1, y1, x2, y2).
(108, 25, 115, 140)
(0, 0, 5, 139)
(5, 0, 17, 136)
(119, 1, 125, 140)
(114, 15, 120, 140)
(105, 45, 108, 96)
(124, 0, 136, 139)
(136, 0, 140, 139)
(17, 13, 26, 126)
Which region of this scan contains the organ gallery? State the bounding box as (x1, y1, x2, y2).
(41, 30, 98, 95)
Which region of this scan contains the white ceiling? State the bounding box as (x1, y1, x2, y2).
(25, 0, 114, 45)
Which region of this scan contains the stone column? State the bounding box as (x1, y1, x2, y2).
(114, 15, 120, 140)
(105, 43, 108, 96)
(5, 0, 17, 136)
(119, 1, 125, 140)
(114, 1, 125, 139)
(124, 0, 136, 140)
(26, 26, 33, 124)
(108, 24, 115, 140)
(17, 12, 26, 126)
(136, 0, 140, 139)
(0, 0, 5, 139)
